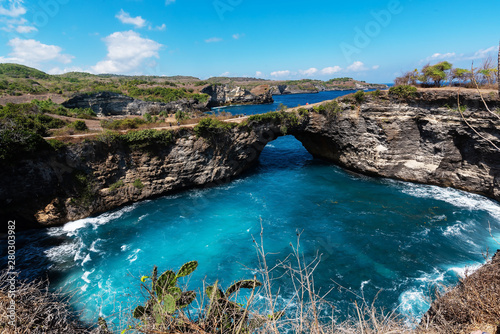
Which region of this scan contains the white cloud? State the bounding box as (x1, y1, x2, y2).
(0, 15, 36, 33)
(151, 23, 166, 31)
(468, 46, 497, 60)
(299, 67, 318, 76)
(372, 65, 380, 70)
(270, 70, 291, 78)
(220, 71, 230, 76)
(116, 9, 147, 28)
(431, 52, 456, 60)
(320, 66, 342, 75)
(205, 37, 222, 43)
(255, 71, 263, 77)
(15, 25, 36, 33)
(92, 31, 163, 74)
(0, 38, 73, 67)
(347, 61, 368, 72)
(165, 0, 175, 5)
(0, 0, 26, 17)
(232, 33, 244, 40)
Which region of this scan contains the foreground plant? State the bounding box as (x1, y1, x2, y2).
(129, 260, 281, 333)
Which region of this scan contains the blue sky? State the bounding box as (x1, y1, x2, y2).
(0, 0, 498, 83)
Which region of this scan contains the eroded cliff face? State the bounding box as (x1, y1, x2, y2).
(2, 89, 499, 230)
(62, 92, 209, 116)
(201, 84, 274, 108)
(294, 90, 500, 202)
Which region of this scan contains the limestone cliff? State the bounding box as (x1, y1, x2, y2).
(294, 90, 500, 201)
(1, 89, 499, 231)
(201, 84, 273, 108)
(62, 91, 209, 116)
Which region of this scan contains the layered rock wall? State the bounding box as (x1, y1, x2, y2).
(201, 84, 273, 107)
(62, 92, 209, 116)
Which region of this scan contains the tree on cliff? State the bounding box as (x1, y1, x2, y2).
(498, 40, 500, 94)
(418, 61, 452, 87)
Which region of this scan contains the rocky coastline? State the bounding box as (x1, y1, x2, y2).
(1, 89, 499, 231)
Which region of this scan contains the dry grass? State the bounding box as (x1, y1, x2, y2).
(0, 271, 96, 334)
(420, 253, 500, 334)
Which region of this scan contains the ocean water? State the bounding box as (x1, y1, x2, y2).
(2, 90, 500, 329)
(211, 90, 369, 115)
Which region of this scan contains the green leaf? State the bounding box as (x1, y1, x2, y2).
(164, 294, 176, 314)
(167, 286, 182, 300)
(206, 285, 224, 300)
(176, 260, 198, 278)
(155, 270, 176, 299)
(226, 279, 262, 296)
(153, 304, 164, 324)
(140, 276, 149, 283)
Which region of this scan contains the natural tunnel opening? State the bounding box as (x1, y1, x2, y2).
(254, 135, 315, 173)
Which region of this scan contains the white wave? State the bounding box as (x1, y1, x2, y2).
(82, 254, 92, 266)
(89, 239, 103, 253)
(62, 203, 140, 235)
(399, 289, 430, 318)
(120, 244, 129, 252)
(82, 269, 95, 284)
(74, 248, 86, 263)
(81, 284, 88, 292)
(360, 280, 370, 291)
(443, 221, 469, 237)
(127, 249, 141, 263)
(44, 242, 79, 264)
(399, 183, 500, 221)
(137, 214, 149, 223)
(448, 263, 482, 278)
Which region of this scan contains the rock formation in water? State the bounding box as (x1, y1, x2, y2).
(62, 91, 209, 116)
(2, 89, 499, 230)
(201, 84, 274, 108)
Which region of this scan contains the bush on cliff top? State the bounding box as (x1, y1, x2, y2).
(194, 117, 237, 139)
(94, 129, 176, 150)
(389, 85, 417, 99)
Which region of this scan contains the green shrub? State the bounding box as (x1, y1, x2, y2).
(354, 90, 365, 104)
(313, 101, 342, 116)
(69, 120, 88, 131)
(118, 129, 176, 151)
(194, 117, 237, 139)
(389, 85, 417, 99)
(175, 110, 189, 122)
(297, 108, 309, 116)
(143, 113, 152, 123)
(0, 129, 47, 161)
(133, 179, 144, 189)
(47, 139, 68, 151)
(109, 180, 124, 192)
(100, 118, 146, 130)
(370, 89, 382, 98)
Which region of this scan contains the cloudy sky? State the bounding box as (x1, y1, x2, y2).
(0, 0, 498, 83)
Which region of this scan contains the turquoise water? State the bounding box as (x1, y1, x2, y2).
(2, 91, 500, 329)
